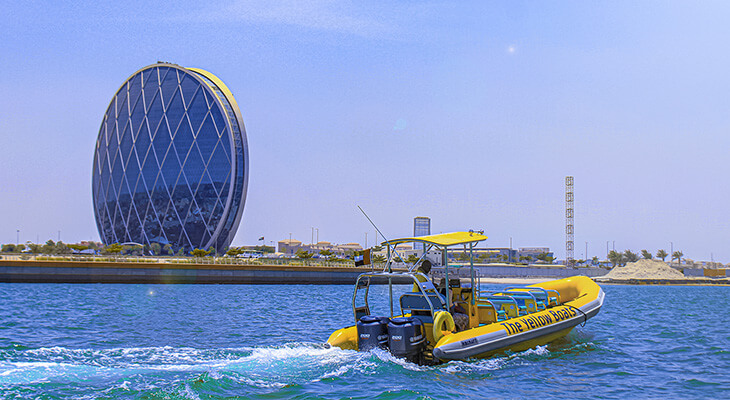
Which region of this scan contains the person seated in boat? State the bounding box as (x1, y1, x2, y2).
(450, 302, 469, 331)
(412, 259, 432, 292)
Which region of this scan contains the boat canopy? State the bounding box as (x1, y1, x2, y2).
(382, 231, 487, 248)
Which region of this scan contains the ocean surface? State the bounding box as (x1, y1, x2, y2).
(0, 282, 727, 399)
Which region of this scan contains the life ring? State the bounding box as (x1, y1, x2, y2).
(433, 311, 455, 343)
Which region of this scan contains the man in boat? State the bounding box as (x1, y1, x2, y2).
(415, 260, 469, 332)
(412, 259, 432, 291)
(450, 303, 469, 332)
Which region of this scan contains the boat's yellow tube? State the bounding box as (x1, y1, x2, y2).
(327, 325, 358, 350)
(432, 276, 604, 360)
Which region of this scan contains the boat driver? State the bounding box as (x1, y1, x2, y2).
(415, 260, 469, 331)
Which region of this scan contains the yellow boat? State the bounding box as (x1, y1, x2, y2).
(326, 231, 605, 364)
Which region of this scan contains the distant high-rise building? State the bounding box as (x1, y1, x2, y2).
(414, 217, 431, 237)
(413, 217, 430, 251)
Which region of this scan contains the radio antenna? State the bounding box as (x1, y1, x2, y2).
(357, 205, 390, 245)
(357, 205, 408, 272)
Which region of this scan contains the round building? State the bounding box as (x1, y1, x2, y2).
(92, 63, 248, 254)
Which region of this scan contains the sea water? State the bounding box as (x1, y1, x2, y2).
(0, 283, 727, 399)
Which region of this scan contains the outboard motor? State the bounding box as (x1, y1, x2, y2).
(357, 315, 389, 351)
(387, 317, 426, 364)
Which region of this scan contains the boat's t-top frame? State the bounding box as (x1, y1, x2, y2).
(352, 231, 487, 321)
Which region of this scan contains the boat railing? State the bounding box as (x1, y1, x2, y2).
(504, 287, 561, 307)
(499, 290, 544, 314)
(352, 271, 443, 321)
(478, 292, 520, 318)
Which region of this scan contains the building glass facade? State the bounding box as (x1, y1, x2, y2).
(92, 63, 248, 253)
(413, 216, 431, 252)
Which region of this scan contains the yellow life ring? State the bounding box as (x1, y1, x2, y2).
(433, 311, 455, 343)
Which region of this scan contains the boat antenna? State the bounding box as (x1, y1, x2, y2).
(357, 205, 389, 245)
(357, 205, 406, 272)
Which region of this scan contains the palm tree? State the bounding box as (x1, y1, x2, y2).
(623, 250, 639, 263)
(656, 249, 668, 261)
(608, 250, 623, 267)
(672, 251, 683, 266)
(641, 250, 653, 259)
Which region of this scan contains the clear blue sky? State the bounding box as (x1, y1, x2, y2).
(2, 1, 730, 262)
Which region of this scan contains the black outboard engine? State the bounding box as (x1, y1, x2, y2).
(387, 317, 426, 364)
(357, 315, 390, 351)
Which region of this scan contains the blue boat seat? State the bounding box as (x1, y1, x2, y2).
(400, 292, 447, 312)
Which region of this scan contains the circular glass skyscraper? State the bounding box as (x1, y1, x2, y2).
(92, 63, 248, 253)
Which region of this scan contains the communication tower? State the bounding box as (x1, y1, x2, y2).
(565, 176, 574, 266)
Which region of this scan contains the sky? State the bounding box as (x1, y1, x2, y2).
(2, 1, 730, 262)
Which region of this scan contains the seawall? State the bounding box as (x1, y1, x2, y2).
(0, 260, 410, 285)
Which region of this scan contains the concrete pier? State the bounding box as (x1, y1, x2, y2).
(0, 260, 410, 285)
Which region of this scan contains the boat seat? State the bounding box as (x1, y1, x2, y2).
(500, 291, 540, 314)
(476, 300, 505, 324)
(400, 292, 447, 313)
(354, 306, 370, 320)
(479, 294, 519, 318)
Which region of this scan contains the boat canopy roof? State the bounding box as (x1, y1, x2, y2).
(382, 231, 487, 247)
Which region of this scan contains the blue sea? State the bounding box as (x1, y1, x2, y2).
(0, 282, 727, 399)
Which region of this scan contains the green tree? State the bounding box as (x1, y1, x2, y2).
(67, 244, 88, 252)
(175, 248, 185, 256)
(55, 242, 72, 254)
(456, 252, 470, 262)
(1, 244, 16, 252)
(608, 250, 623, 267)
(207, 246, 217, 257)
(28, 243, 43, 253)
(190, 248, 212, 257)
(103, 243, 123, 256)
(372, 246, 383, 252)
(641, 249, 653, 260)
(296, 249, 313, 259)
(42, 240, 56, 254)
(656, 249, 668, 261)
(407, 254, 420, 264)
(372, 254, 386, 263)
(122, 244, 143, 256)
(623, 250, 639, 263)
(226, 247, 242, 257)
(319, 249, 333, 258)
(163, 244, 174, 256)
(150, 243, 162, 256)
(672, 251, 683, 265)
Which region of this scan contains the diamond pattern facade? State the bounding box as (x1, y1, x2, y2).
(92, 64, 248, 253)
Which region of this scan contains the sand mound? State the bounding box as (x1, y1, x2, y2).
(604, 259, 685, 280)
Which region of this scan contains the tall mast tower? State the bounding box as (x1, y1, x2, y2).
(565, 176, 574, 266)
